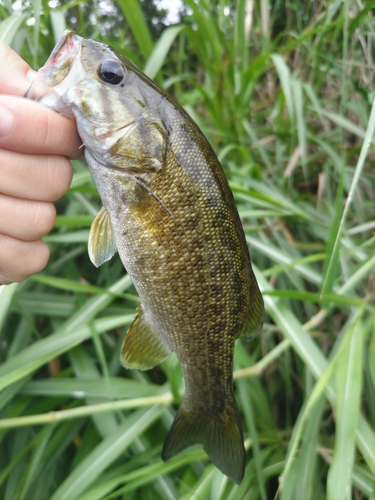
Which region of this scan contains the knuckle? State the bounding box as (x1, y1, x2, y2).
(47, 156, 73, 201)
(0, 236, 50, 283)
(33, 202, 56, 238)
(29, 240, 50, 274)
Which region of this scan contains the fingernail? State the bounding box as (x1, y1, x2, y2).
(27, 68, 37, 83)
(0, 103, 14, 136)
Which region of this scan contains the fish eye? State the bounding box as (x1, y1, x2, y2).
(98, 59, 125, 85)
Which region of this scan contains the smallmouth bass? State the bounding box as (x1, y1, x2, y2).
(26, 30, 264, 483)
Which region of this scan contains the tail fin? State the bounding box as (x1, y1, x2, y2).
(161, 401, 245, 484)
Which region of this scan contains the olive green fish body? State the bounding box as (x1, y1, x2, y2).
(26, 31, 264, 483)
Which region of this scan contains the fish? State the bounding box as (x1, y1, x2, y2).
(26, 30, 264, 484)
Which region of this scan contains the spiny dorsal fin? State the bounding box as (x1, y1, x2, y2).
(88, 206, 117, 267)
(121, 304, 171, 370)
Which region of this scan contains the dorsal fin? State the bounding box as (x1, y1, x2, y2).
(240, 275, 264, 340)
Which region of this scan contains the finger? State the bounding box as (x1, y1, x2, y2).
(0, 42, 34, 96)
(0, 193, 56, 241)
(0, 234, 50, 285)
(0, 96, 83, 159)
(0, 148, 73, 201)
(0, 43, 83, 159)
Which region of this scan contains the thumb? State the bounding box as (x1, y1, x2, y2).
(0, 42, 36, 96)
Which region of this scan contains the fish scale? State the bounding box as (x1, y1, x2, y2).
(26, 29, 264, 484)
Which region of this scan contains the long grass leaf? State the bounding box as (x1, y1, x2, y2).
(0, 283, 18, 333)
(271, 54, 294, 119)
(50, 9, 66, 42)
(321, 97, 375, 296)
(327, 315, 364, 500)
(257, 272, 375, 476)
(0, 14, 27, 44)
(144, 25, 185, 79)
(21, 377, 166, 399)
(117, 0, 153, 59)
(76, 450, 208, 500)
(51, 406, 164, 500)
(0, 315, 133, 391)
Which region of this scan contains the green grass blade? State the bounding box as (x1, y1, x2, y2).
(50, 9, 66, 43)
(238, 378, 267, 500)
(327, 315, 364, 500)
(117, 0, 153, 59)
(144, 25, 185, 79)
(271, 54, 294, 120)
(51, 406, 165, 500)
(18, 425, 55, 499)
(0, 13, 27, 44)
(76, 450, 208, 500)
(321, 97, 375, 296)
(69, 346, 118, 438)
(0, 284, 18, 333)
(21, 378, 167, 399)
(257, 272, 375, 478)
(0, 315, 133, 391)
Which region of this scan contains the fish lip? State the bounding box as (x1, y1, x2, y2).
(26, 30, 83, 93)
(44, 29, 82, 67)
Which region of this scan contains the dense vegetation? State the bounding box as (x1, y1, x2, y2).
(0, 1, 375, 498)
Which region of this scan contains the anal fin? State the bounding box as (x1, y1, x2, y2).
(121, 304, 171, 370)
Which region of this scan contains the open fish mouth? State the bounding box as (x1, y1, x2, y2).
(40, 30, 82, 87)
(45, 30, 81, 67)
(24, 30, 90, 119)
(25, 30, 84, 100)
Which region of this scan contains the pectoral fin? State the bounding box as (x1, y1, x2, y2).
(88, 206, 117, 267)
(121, 304, 171, 370)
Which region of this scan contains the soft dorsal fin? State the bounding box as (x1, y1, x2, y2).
(240, 276, 264, 340)
(121, 304, 171, 370)
(88, 206, 117, 267)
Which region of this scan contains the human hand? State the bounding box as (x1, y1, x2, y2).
(0, 43, 82, 285)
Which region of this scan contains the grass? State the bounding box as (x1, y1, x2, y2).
(0, 0, 375, 498)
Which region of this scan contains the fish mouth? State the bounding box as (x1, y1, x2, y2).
(25, 30, 83, 99)
(45, 30, 82, 68)
(41, 30, 82, 87)
(25, 30, 88, 106)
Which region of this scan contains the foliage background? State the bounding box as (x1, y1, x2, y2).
(0, 0, 375, 499)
